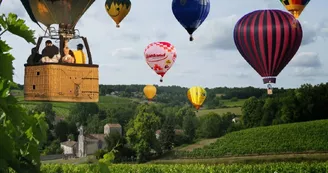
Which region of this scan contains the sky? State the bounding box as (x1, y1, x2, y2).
(0, 0, 327, 89)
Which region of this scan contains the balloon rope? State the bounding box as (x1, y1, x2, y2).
(292, 18, 298, 28)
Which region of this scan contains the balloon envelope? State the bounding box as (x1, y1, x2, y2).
(143, 85, 157, 100)
(187, 86, 207, 110)
(280, 0, 310, 19)
(144, 42, 177, 82)
(105, 0, 131, 27)
(233, 9, 303, 84)
(172, 0, 210, 41)
(20, 0, 95, 28)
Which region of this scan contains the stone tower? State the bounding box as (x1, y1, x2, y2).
(77, 125, 86, 157)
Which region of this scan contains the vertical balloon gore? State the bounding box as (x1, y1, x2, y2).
(172, 0, 210, 41)
(234, 10, 303, 84)
(189, 35, 194, 41)
(187, 86, 207, 110)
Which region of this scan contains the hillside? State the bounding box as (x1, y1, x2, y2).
(13, 88, 246, 118)
(175, 119, 328, 158)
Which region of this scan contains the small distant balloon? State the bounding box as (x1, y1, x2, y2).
(144, 42, 177, 82)
(187, 86, 207, 110)
(105, 0, 131, 28)
(143, 85, 157, 101)
(280, 0, 310, 19)
(172, 0, 210, 41)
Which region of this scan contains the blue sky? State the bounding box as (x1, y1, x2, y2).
(1, 0, 327, 88)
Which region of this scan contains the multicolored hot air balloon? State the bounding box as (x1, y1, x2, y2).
(144, 42, 177, 82)
(280, 0, 310, 19)
(172, 0, 210, 41)
(233, 9, 303, 92)
(143, 85, 157, 101)
(105, 0, 131, 28)
(20, 0, 95, 29)
(187, 86, 207, 110)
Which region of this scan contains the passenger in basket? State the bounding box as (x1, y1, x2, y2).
(73, 43, 87, 64)
(27, 47, 42, 64)
(40, 40, 60, 63)
(61, 45, 75, 63)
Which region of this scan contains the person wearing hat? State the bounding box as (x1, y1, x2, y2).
(73, 43, 87, 64)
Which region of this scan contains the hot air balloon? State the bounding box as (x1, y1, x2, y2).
(143, 85, 157, 101)
(233, 9, 303, 94)
(144, 42, 177, 82)
(172, 0, 210, 41)
(20, 0, 99, 103)
(280, 0, 310, 19)
(105, 0, 131, 28)
(187, 86, 207, 110)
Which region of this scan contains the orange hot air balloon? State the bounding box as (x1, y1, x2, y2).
(143, 85, 157, 101)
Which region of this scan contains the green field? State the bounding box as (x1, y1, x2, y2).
(221, 99, 246, 107)
(40, 162, 328, 173)
(196, 107, 242, 116)
(175, 119, 328, 158)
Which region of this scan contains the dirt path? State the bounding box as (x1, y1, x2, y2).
(177, 138, 218, 152)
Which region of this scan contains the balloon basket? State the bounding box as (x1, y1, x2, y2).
(116, 24, 120, 28)
(189, 35, 194, 41)
(267, 84, 273, 95)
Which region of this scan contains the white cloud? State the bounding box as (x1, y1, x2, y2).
(0, 0, 327, 88)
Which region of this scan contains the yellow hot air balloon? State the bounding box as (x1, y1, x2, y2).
(187, 86, 207, 110)
(143, 85, 157, 101)
(280, 0, 311, 19)
(105, 0, 131, 28)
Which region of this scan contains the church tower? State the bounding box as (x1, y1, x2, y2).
(77, 125, 86, 157)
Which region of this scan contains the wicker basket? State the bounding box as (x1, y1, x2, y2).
(24, 63, 99, 102)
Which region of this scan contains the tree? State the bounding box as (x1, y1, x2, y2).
(68, 103, 99, 125)
(126, 104, 160, 162)
(197, 112, 223, 138)
(34, 103, 56, 129)
(175, 106, 196, 127)
(0, 13, 48, 172)
(54, 120, 69, 142)
(105, 131, 125, 152)
(159, 115, 175, 151)
(182, 115, 197, 143)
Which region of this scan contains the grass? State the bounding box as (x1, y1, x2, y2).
(196, 107, 242, 116)
(221, 99, 246, 107)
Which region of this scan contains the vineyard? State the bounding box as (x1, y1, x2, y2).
(175, 120, 328, 158)
(39, 162, 328, 173)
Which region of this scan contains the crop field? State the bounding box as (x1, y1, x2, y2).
(39, 162, 328, 173)
(175, 120, 328, 158)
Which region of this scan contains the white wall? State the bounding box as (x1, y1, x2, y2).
(61, 145, 74, 155)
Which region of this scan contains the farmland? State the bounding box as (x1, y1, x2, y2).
(175, 119, 328, 158)
(196, 107, 242, 116)
(14, 89, 245, 118)
(39, 162, 328, 173)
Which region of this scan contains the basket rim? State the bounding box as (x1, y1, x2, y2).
(24, 63, 99, 67)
